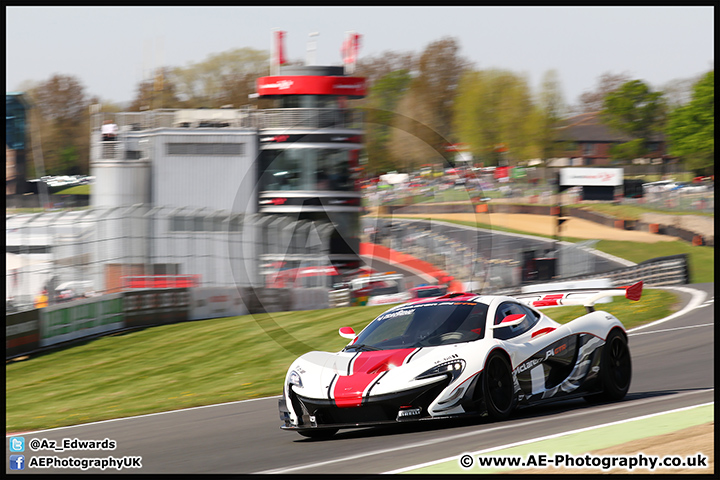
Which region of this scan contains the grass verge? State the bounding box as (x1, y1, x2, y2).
(6, 305, 387, 433)
(7, 284, 676, 433)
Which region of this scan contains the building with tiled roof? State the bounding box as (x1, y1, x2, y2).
(551, 112, 667, 167)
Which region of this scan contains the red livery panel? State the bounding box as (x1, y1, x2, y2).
(333, 348, 415, 407)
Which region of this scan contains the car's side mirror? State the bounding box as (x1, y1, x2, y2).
(339, 327, 356, 339)
(491, 314, 526, 329)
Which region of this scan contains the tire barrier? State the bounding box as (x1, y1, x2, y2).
(493, 253, 691, 297)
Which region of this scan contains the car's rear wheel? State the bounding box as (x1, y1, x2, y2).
(483, 351, 515, 420)
(586, 329, 631, 402)
(297, 428, 338, 439)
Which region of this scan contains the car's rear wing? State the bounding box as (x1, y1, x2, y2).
(517, 281, 643, 313)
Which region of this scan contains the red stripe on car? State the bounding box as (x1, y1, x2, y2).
(333, 348, 416, 408)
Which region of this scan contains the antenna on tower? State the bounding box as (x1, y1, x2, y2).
(307, 32, 319, 65)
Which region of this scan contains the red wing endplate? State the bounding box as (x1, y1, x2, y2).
(519, 281, 643, 308)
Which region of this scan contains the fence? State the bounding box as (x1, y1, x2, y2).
(91, 107, 364, 134)
(370, 168, 714, 215)
(366, 218, 604, 293)
(6, 205, 334, 313)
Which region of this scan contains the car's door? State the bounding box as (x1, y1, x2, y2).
(494, 302, 577, 396)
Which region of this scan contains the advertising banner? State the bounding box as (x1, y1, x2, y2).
(189, 287, 248, 320)
(560, 168, 623, 186)
(123, 288, 191, 328)
(256, 75, 367, 97)
(6, 309, 40, 358)
(39, 294, 124, 347)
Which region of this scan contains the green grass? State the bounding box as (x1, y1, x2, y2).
(6, 306, 388, 433)
(541, 288, 677, 329)
(567, 203, 714, 220)
(54, 184, 91, 195)
(593, 239, 713, 284)
(6, 284, 678, 433)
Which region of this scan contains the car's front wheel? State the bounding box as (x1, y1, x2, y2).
(483, 351, 516, 421)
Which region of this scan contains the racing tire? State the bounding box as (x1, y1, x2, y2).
(586, 329, 632, 403)
(297, 428, 338, 439)
(482, 351, 516, 421)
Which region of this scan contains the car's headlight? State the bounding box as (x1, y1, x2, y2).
(415, 359, 466, 382)
(289, 370, 303, 388)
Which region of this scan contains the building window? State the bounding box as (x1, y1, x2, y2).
(259, 148, 353, 192)
(646, 142, 660, 152)
(166, 143, 245, 156)
(582, 143, 595, 156)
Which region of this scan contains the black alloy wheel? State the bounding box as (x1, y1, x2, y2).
(483, 351, 515, 420)
(585, 328, 632, 403)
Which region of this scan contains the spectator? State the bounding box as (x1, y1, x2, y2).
(34, 289, 48, 309)
(101, 120, 118, 141)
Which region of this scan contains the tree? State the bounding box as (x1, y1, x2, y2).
(661, 74, 704, 109)
(128, 67, 183, 111)
(363, 69, 413, 174)
(601, 79, 666, 161)
(535, 70, 567, 164)
(356, 51, 417, 87)
(171, 47, 268, 108)
(574, 71, 632, 114)
(666, 70, 714, 174)
(388, 88, 447, 173)
(25, 74, 91, 175)
(452, 69, 538, 166)
(408, 37, 469, 159)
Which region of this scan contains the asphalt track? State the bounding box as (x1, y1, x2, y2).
(6, 283, 713, 474)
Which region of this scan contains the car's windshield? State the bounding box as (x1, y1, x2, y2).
(347, 301, 488, 350)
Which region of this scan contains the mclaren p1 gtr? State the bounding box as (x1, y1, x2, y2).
(279, 281, 641, 438)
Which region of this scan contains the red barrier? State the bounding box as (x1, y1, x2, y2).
(360, 243, 464, 293)
(122, 275, 201, 289)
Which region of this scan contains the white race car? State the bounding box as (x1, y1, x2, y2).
(279, 282, 642, 438)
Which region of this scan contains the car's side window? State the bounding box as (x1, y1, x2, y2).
(494, 302, 537, 340)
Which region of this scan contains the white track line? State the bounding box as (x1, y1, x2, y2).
(628, 286, 708, 333)
(6, 395, 282, 436)
(383, 401, 714, 474)
(629, 322, 714, 337)
(256, 389, 712, 474)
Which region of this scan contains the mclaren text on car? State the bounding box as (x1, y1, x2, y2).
(279, 282, 642, 438)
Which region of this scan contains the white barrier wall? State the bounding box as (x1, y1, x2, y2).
(189, 287, 249, 320)
(289, 287, 329, 311)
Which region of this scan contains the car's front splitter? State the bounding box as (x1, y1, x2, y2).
(283, 377, 453, 430)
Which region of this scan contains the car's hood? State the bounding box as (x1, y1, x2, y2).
(287, 346, 452, 405)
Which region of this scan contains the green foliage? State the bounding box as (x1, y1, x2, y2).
(364, 70, 413, 174)
(25, 74, 91, 175)
(535, 70, 567, 162)
(453, 69, 539, 165)
(602, 80, 667, 138)
(666, 71, 714, 175)
(608, 138, 646, 162)
(601, 80, 667, 162)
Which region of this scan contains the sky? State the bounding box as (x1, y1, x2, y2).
(6, 6, 715, 107)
